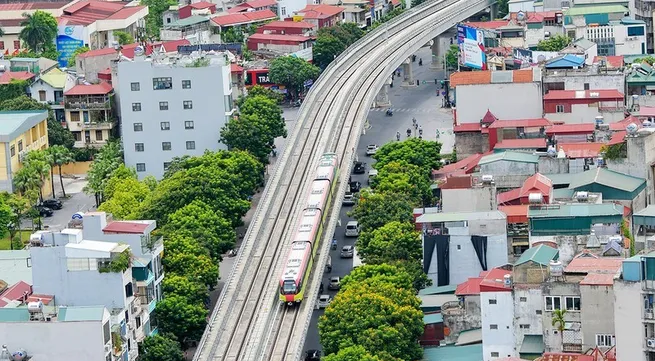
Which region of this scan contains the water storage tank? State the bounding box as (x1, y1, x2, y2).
(575, 191, 589, 201)
(550, 260, 563, 277)
(528, 193, 543, 204)
(27, 300, 43, 313)
(481, 175, 493, 183)
(504, 274, 512, 287)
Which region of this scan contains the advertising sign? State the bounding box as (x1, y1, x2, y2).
(57, 25, 85, 67)
(513, 48, 533, 67)
(456, 24, 487, 70)
(178, 43, 242, 55)
(245, 70, 274, 86)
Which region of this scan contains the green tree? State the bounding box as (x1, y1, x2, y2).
(536, 34, 571, 51)
(268, 56, 320, 99)
(84, 140, 123, 206)
(322, 345, 392, 361)
(0, 80, 29, 103)
(17, 150, 51, 201)
(0, 196, 13, 247)
(348, 189, 414, 232)
(635, 56, 655, 65)
(6, 193, 31, 241)
(162, 200, 236, 260)
(445, 44, 459, 70)
(373, 137, 442, 175)
(67, 46, 90, 67)
(13, 164, 42, 196)
(221, 113, 283, 165)
(155, 295, 208, 346)
(98, 177, 152, 220)
(161, 274, 209, 303)
(19, 11, 58, 54)
(164, 248, 218, 288)
(552, 309, 567, 351)
(164, 234, 210, 257)
(140, 335, 185, 361)
(313, 35, 346, 69)
(140, 0, 178, 37)
(497, 0, 509, 17)
(236, 85, 284, 107)
(389, 259, 432, 291)
(46, 145, 74, 197)
(140, 165, 250, 227)
(113, 30, 134, 45)
(318, 282, 423, 360)
(372, 160, 433, 205)
(340, 263, 414, 292)
(221, 27, 244, 43)
(356, 221, 422, 264)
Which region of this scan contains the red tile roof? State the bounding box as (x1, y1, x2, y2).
(456, 268, 512, 295)
(539, 353, 594, 361)
(438, 175, 473, 189)
(296, 4, 345, 19)
(521, 173, 552, 197)
(211, 9, 277, 26)
(77, 40, 189, 59)
(60, 1, 145, 26)
(488, 118, 552, 129)
(453, 123, 482, 132)
(546, 123, 595, 134)
(455, 277, 483, 295)
(261, 20, 316, 29)
(0, 2, 67, 10)
(610, 115, 640, 131)
(0, 281, 32, 307)
(608, 130, 626, 145)
(228, 4, 251, 13)
(0, 18, 25, 27)
(0, 71, 34, 85)
(464, 20, 509, 29)
(498, 205, 528, 223)
(565, 255, 622, 274)
(188, 1, 215, 9)
(558, 142, 604, 158)
(433, 154, 483, 177)
(497, 188, 521, 205)
(26, 294, 55, 305)
(105, 6, 147, 20)
(65, 81, 113, 95)
(494, 138, 547, 149)
(231, 63, 244, 73)
(103, 221, 150, 234)
(580, 273, 616, 286)
(481, 109, 498, 124)
(637, 106, 655, 117)
(152, 39, 191, 53)
(242, 0, 277, 8)
(593, 55, 624, 68)
(450, 69, 534, 87)
(98, 67, 111, 75)
(543, 89, 624, 101)
(248, 33, 313, 42)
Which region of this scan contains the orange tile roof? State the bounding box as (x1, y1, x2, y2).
(433, 154, 483, 176)
(261, 20, 316, 29)
(593, 55, 624, 68)
(580, 273, 616, 286)
(543, 89, 624, 101)
(211, 9, 277, 26)
(450, 69, 534, 86)
(438, 175, 473, 189)
(0, 71, 34, 85)
(456, 277, 483, 295)
(498, 205, 529, 223)
(464, 20, 509, 29)
(64, 81, 113, 95)
(546, 123, 595, 134)
(607, 130, 626, 145)
(558, 142, 604, 158)
(488, 118, 552, 129)
(494, 138, 547, 149)
(231, 63, 244, 73)
(296, 4, 345, 18)
(453, 123, 482, 132)
(497, 188, 521, 205)
(610, 115, 640, 131)
(564, 255, 622, 274)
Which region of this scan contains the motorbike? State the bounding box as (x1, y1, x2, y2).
(386, 109, 393, 116)
(331, 239, 337, 250)
(227, 249, 237, 257)
(291, 99, 302, 107)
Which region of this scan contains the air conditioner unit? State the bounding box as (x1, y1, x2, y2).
(104, 344, 111, 354)
(648, 338, 655, 348)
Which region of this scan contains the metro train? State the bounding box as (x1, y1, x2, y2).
(279, 152, 339, 305)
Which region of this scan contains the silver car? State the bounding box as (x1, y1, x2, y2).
(342, 192, 355, 205)
(317, 294, 331, 309)
(366, 144, 378, 156)
(340, 245, 354, 258)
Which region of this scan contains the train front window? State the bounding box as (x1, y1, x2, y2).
(282, 281, 297, 294)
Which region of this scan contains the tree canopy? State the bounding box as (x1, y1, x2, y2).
(348, 189, 414, 232)
(340, 264, 414, 292)
(19, 10, 58, 54)
(161, 274, 209, 304)
(155, 295, 208, 346)
(236, 85, 283, 107)
(140, 0, 178, 37)
(372, 161, 433, 205)
(536, 34, 571, 52)
(373, 137, 441, 175)
(268, 56, 320, 98)
(322, 345, 395, 361)
(356, 221, 422, 265)
(445, 44, 459, 70)
(162, 236, 218, 288)
(84, 141, 123, 205)
(68, 46, 90, 67)
(313, 23, 364, 69)
(140, 335, 185, 361)
(634, 56, 655, 65)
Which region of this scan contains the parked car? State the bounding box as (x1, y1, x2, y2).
(340, 245, 354, 258)
(342, 192, 355, 206)
(41, 199, 62, 210)
(328, 276, 340, 290)
(305, 350, 321, 361)
(349, 181, 361, 193)
(353, 161, 366, 174)
(366, 144, 378, 156)
(35, 206, 53, 217)
(317, 294, 331, 309)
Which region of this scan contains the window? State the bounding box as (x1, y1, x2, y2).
(164, 162, 171, 170)
(185, 121, 194, 129)
(456, 245, 461, 250)
(162, 142, 172, 151)
(132, 103, 142, 111)
(628, 26, 645, 36)
(182, 80, 191, 89)
(95, 130, 103, 141)
(520, 297, 527, 302)
(70, 112, 80, 122)
(536, 310, 542, 315)
(135, 143, 144, 152)
(134, 123, 143, 132)
(38, 90, 46, 101)
(26, 257, 31, 267)
(183, 100, 193, 109)
(490, 324, 498, 330)
(0, 41, 4, 50)
(131, 82, 140, 91)
(160, 122, 170, 131)
(491, 352, 499, 357)
(545, 296, 561, 311)
(13, 40, 20, 50)
(489, 299, 497, 305)
(583, 83, 590, 90)
(186, 141, 196, 150)
(520, 324, 530, 330)
(10, 145, 15, 157)
(281, 6, 286, 15)
(596, 334, 615, 347)
(136, 316, 142, 329)
(153, 77, 173, 90)
(18, 140, 23, 152)
(136, 163, 146, 172)
(72, 132, 81, 141)
(565, 296, 581, 311)
(555, 104, 564, 113)
(159, 101, 169, 110)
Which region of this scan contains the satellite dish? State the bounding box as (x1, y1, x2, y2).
(627, 123, 639, 134)
(537, 54, 546, 62)
(517, 11, 526, 21)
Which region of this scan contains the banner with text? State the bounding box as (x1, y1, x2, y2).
(57, 25, 85, 67)
(457, 24, 487, 70)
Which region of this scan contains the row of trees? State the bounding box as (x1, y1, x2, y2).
(84, 86, 286, 360)
(318, 138, 441, 360)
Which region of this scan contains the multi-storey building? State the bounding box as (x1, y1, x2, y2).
(30, 68, 75, 124)
(117, 52, 233, 179)
(63, 81, 115, 148)
(480, 268, 513, 361)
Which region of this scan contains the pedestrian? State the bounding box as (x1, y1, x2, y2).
(406, 128, 411, 137)
(412, 117, 417, 126)
(419, 126, 423, 136)
(396, 131, 401, 141)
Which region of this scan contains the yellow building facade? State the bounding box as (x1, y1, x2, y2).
(0, 110, 51, 197)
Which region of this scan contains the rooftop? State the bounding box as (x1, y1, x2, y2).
(0, 281, 31, 308)
(456, 268, 512, 295)
(418, 284, 457, 295)
(564, 4, 628, 16)
(580, 273, 616, 286)
(558, 143, 604, 159)
(296, 4, 345, 18)
(488, 118, 551, 129)
(0, 2, 68, 10)
(64, 81, 113, 96)
(610, 115, 640, 131)
(593, 55, 624, 68)
(248, 33, 313, 42)
(494, 138, 547, 150)
(567, 167, 646, 195)
(433, 154, 482, 177)
(59, 1, 147, 26)
(450, 69, 535, 87)
(498, 205, 529, 223)
(185, 1, 215, 9)
(65, 239, 123, 253)
(103, 221, 151, 234)
(416, 210, 506, 223)
(545, 123, 595, 134)
(228, 0, 277, 12)
(528, 203, 624, 218)
(424, 344, 483, 361)
(0, 71, 35, 85)
(543, 89, 624, 101)
(261, 20, 315, 29)
(515, 244, 559, 266)
(58, 306, 106, 321)
(0, 110, 48, 141)
(39, 68, 69, 89)
(211, 9, 277, 26)
(453, 123, 484, 132)
(438, 175, 473, 189)
(545, 54, 585, 69)
(463, 20, 509, 29)
(423, 312, 443, 324)
(565, 254, 623, 274)
(479, 151, 539, 165)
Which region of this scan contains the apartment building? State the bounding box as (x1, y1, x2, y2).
(29, 68, 76, 124)
(117, 52, 232, 179)
(63, 81, 115, 148)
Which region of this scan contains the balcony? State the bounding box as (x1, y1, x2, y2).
(646, 308, 655, 320)
(148, 298, 157, 313)
(81, 121, 114, 130)
(646, 337, 655, 351)
(65, 100, 111, 110)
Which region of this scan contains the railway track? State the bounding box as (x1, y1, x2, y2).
(193, 0, 495, 359)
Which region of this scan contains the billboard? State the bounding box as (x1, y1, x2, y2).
(457, 25, 487, 70)
(57, 25, 85, 67)
(513, 48, 533, 67)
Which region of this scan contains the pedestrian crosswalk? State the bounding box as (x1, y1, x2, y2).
(369, 107, 435, 113)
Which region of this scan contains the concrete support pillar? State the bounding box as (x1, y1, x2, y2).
(489, 3, 497, 20)
(430, 40, 441, 70)
(375, 81, 391, 107)
(402, 59, 416, 87)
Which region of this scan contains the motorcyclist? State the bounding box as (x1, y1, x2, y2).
(396, 131, 401, 141)
(419, 126, 423, 136)
(407, 128, 412, 137)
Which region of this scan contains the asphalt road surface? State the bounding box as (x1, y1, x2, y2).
(301, 46, 455, 356)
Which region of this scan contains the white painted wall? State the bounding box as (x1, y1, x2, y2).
(482, 291, 515, 360)
(614, 279, 643, 361)
(0, 250, 32, 285)
(456, 83, 543, 124)
(545, 104, 625, 124)
(513, 287, 544, 351)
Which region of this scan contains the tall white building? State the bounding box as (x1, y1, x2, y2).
(479, 269, 514, 361)
(117, 52, 233, 179)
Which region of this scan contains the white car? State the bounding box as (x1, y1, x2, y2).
(366, 145, 378, 156)
(318, 294, 331, 308)
(342, 192, 355, 205)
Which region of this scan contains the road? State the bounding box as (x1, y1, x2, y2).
(37, 176, 95, 230)
(302, 46, 455, 356)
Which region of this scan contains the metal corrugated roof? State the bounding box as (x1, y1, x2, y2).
(528, 203, 624, 218)
(567, 167, 646, 194)
(0, 308, 29, 322)
(479, 151, 539, 165)
(416, 211, 506, 223)
(424, 344, 483, 361)
(419, 284, 457, 295)
(423, 313, 444, 324)
(58, 306, 105, 322)
(565, 4, 628, 16)
(520, 334, 544, 354)
(515, 244, 559, 266)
